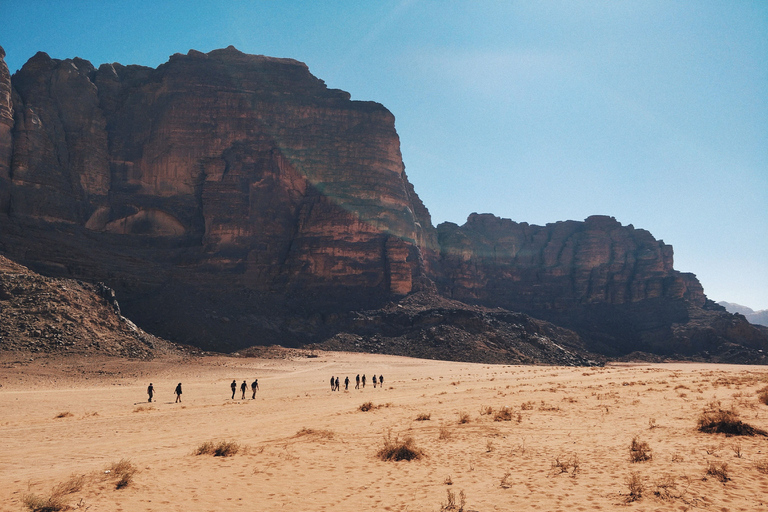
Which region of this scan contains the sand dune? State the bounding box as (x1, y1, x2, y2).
(2, 352, 767, 511)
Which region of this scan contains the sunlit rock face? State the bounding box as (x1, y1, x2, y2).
(4, 47, 436, 298)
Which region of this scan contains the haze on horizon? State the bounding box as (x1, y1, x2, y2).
(2, 1, 766, 311)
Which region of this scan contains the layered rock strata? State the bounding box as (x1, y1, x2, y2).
(0, 46, 765, 361)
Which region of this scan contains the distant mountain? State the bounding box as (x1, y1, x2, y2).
(718, 302, 768, 327)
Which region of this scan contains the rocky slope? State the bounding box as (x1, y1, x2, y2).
(719, 302, 768, 328)
(0, 256, 180, 358)
(0, 46, 765, 363)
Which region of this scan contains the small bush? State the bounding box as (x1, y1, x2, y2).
(479, 405, 493, 416)
(551, 454, 580, 477)
(697, 407, 768, 436)
(22, 493, 65, 512)
(294, 428, 334, 439)
(440, 489, 466, 511)
(500, 472, 512, 489)
(652, 474, 678, 500)
(51, 474, 85, 496)
(54, 412, 73, 419)
(377, 431, 424, 461)
(438, 425, 451, 440)
(630, 436, 652, 462)
(106, 459, 137, 489)
(195, 440, 240, 457)
(625, 471, 644, 502)
(359, 402, 374, 412)
(415, 412, 431, 421)
(493, 406, 513, 422)
(706, 461, 729, 482)
(457, 411, 470, 424)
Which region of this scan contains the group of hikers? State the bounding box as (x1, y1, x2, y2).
(330, 374, 383, 391)
(146, 382, 183, 403)
(147, 373, 383, 402)
(231, 378, 260, 399)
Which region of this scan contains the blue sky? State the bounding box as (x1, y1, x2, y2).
(2, 1, 767, 310)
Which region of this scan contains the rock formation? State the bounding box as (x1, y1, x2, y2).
(0, 46, 765, 362)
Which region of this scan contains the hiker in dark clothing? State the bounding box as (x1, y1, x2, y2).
(240, 380, 247, 399)
(231, 379, 237, 399)
(251, 379, 259, 398)
(355, 374, 360, 389)
(330, 376, 335, 391)
(362, 374, 366, 388)
(335, 377, 340, 392)
(379, 375, 384, 388)
(372, 375, 377, 388)
(344, 376, 349, 390)
(175, 383, 182, 403)
(147, 383, 154, 402)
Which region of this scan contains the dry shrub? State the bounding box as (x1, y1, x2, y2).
(51, 474, 86, 496)
(22, 493, 66, 512)
(697, 406, 768, 436)
(359, 401, 374, 412)
(377, 431, 424, 461)
(493, 406, 513, 422)
(444, 475, 453, 485)
(500, 472, 512, 489)
(438, 424, 452, 440)
(551, 454, 580, 477)
(54, 412, 73, 419)
(520, 401, 534, 410)
(706, 461, 729, 482)
(652, 474, 678, 500)
(106, 459, 137, 489)
(195, 440, 240, 457)
(630, 437, 652, 462)
(625, 471, 644, 502)
(440, 489, 466, 511)
(294, 428, 334, 439)
(479, 405, 493, 416)
(457, 411, 470, 424)
(415, 412, 431, 421)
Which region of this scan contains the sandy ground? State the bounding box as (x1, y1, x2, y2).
(1, 352, 767, 512)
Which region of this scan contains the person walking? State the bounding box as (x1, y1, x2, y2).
(335, 377, 340, 392)
(174, 383, 182, 403)
(362, 374, 366, 388)
(147, 383, 154, 403)
(344, 376, 349, 390)
(372, 375, 377, 388)
(240, 380, 247, 399)
(355, 374, 360, 389)
(251, 378, 259, 398)
(379, 375, 384, 388)
(231, 379, 237, 399)
(330, 376, 335, 391)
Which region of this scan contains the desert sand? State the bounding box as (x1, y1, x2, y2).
(1, 352, 767, 512)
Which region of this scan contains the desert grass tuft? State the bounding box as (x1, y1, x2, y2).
(22, 493, 66, 512)
(652, 474, 678, 500)
(195, 440, 241, 457)
(493, 406, 513, 422)
(106, 459, 137, 489)
(625, 471, 645, 502)
(457, 411, 470, 424)
(706, 461, 729, 482)
(294, 427, 335, 439)
(438, 424, 452, 440)
(359, 401, 374, 412)
(54, 412, 73, 419)
(51, 474, 86, 496)
(440, 489, 466, 511)
(376, 430, 424, 461)
(629, 436, 652, 462)
(415, 412, 431, 421)
(551, 453, 580, 477)
(697, 406, 768, 436)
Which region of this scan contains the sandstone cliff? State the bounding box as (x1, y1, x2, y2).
(0, 46, 764, 362)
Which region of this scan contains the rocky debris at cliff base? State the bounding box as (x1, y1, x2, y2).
(0, 255, 182, 359)
(309, 292, 603, 366)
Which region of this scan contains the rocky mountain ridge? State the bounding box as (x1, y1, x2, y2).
(0, 46, 765, 363)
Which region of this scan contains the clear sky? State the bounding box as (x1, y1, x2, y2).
(2, 1, 767, 310)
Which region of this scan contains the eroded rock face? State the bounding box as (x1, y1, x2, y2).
(6, 47, 436, 299)
(0, 47, 764, 360)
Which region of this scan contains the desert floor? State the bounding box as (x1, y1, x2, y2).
(1, 352, 767, 512)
